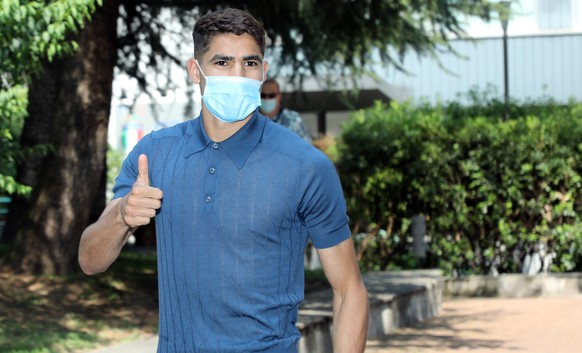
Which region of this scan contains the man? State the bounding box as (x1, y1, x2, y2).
(260, 78, 313, 143)
(79, 8, 368, 353)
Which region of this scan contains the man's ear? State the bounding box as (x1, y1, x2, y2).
(187, 58, 201, 84)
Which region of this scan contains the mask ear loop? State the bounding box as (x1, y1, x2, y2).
(195, 60, 207, 80)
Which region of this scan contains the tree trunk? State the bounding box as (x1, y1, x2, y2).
(4, 0, 119, 275)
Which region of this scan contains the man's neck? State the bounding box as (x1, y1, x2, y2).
(201, 106, 251, 142)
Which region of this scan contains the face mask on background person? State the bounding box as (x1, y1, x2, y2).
(260, 98, 277, 114)
(197, 60, 264, 123)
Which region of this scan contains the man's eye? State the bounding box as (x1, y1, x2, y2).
(245, 61, 258, 67)
(215, 61, 227, 66)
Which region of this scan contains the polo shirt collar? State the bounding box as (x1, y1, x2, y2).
(183, 110, 265, 169)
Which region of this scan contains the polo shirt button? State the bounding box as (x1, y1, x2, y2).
(209, 167, 215, 174)
(212, 142, 219, 149)
(205, 195, 212, 203)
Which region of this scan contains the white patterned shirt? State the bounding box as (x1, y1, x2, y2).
(273, 108, 312, 143)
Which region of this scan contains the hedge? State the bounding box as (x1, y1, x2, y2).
(336, 94, 582, 275)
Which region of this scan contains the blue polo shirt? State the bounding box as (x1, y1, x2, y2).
(113, 111, 351, 352)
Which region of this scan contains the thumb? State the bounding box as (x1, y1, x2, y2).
(137, 154, 150, 186)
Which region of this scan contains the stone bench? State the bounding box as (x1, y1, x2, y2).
(297, 269, 443, 353)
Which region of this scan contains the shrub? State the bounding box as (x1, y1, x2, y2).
(338, 94, 582, 275)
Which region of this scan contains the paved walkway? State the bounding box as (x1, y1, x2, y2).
(367, 295, 582, 353)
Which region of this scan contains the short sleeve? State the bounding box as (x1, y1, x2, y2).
(298, 150, 351, 249)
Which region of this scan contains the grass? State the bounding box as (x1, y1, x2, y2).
(0, 319, 101, 353)
(0, 247, 159, 353)
(0, 246, 330, 353)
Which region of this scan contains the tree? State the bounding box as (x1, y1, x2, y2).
(2, 0, 115, 274)
(5, 0, 502, 275)
(0, 0, 99, 196)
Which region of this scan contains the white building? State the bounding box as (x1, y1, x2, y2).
(384, 0, 582, 105)
(290, 0, 582, 135)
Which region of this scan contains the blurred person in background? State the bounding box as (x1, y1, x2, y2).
(260, 78, 312, 143)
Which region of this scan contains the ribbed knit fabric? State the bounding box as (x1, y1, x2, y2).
(113, 111, 350, 352)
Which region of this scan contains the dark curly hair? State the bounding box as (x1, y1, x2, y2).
(193, 8, 266, 59)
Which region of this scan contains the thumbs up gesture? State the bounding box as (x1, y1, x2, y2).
(120, 154, 163, 228)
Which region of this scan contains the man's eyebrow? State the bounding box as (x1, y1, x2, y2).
(243, 55, 263, 63)
(208, 55, 262, 63)
(210, 55, 235, 62)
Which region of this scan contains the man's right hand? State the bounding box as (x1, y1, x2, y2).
(119, 154, 163, 228)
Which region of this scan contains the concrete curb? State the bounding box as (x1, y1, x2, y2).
(444, 272, 582, 298)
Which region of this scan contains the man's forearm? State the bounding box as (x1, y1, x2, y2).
(332, 282, 369, 353)
(78, 199, 133, 275)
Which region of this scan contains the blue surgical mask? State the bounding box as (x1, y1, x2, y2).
(260, 98, 278, 114)
(197, 60, 264, 123)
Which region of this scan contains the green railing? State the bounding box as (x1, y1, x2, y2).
(0, 196, 10, 217)
(0, 196, 10, 240)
